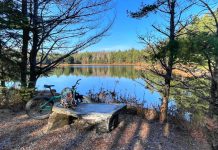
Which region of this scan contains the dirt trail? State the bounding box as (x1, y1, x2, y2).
(0, 109, 210, 150)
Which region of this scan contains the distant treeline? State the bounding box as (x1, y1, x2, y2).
(40, 49, 145, 64)
(72, 49, 145, 64)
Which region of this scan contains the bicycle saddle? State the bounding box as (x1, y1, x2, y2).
(44, 85, 55, 88)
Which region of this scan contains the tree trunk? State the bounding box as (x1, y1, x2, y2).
(215, 58, 218, 116)
(210, 56, 218, 117)
(211, 27, 218, 117)
(208, 24, 218, 118)
(28, 0, 38, 88)
(160, 74, 171, 123)
(159, 0, 175, 123)
(0, 40, 5, 87)
(1, 81, 5, 87)
(208, 64, 218, 149)
(206, 19, 218, 150)
(160, 94, 169, 123)
(21, 0, 29, 87)
(28, 70, 37, 88)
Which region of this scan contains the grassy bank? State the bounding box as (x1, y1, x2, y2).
(134, 62, 208, 78)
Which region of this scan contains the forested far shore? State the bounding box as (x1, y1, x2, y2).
(39, 49, 146, 65)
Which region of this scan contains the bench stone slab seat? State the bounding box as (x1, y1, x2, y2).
(47, 103, 126, 132)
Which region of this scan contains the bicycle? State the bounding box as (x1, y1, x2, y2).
(25, 79, 92, 120)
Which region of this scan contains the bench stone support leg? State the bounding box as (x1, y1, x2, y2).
(96, 114, 119, 133)
(46, 112, 70, 132)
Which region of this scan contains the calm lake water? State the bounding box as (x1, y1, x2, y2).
(36, 65, 162, 108)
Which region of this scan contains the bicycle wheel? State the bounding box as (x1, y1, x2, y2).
(25, 97, 53, 120)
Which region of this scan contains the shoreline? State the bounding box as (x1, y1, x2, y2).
(56, 63, 207, 78)
(58, 63, 137, 66)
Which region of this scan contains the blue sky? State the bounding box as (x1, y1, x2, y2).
(86, 0, 202, 52)
(85, 0, 204, 51)
(88, 0, 156, 52)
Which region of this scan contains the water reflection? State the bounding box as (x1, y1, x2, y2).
(52, 65, 139, 79)
(36, 66, 161, 108)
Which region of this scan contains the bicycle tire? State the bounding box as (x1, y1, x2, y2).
(25, 97, 53, 120)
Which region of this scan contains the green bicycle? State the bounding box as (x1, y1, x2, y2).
(25, 79, 92, 120)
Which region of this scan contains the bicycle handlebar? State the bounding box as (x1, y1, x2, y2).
(72, 79, 81, 89)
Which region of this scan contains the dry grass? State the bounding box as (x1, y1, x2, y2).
(134, 63, 208, 78)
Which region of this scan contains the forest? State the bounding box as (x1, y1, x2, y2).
(0, 0, 218, 150)
(42, 49, 145, 64)
(71, 49, 145, 64)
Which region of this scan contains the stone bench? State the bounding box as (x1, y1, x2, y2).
(47, 103, 126, 132)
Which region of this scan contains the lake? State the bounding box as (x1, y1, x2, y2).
(36, 65, 162, 108)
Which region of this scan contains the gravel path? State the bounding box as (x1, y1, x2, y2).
(0, 109, 210, 150)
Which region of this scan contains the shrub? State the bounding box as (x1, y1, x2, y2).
(0, 87, 34, 110)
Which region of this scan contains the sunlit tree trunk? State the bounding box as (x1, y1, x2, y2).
(160, 85, 169, 123)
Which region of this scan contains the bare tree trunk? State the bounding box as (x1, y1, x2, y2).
(159, 0, 175, 123)
(21, 0, 29, 87)
(29, 0, 38, 88)
(160, 68, 172, 123)
(160, 85, 170, 123)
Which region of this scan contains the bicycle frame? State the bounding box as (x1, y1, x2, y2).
(40, 79, 81, 110)
(39, 95, 61, 111)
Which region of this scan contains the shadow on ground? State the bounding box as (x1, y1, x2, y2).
(0, 111, 210, 150)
